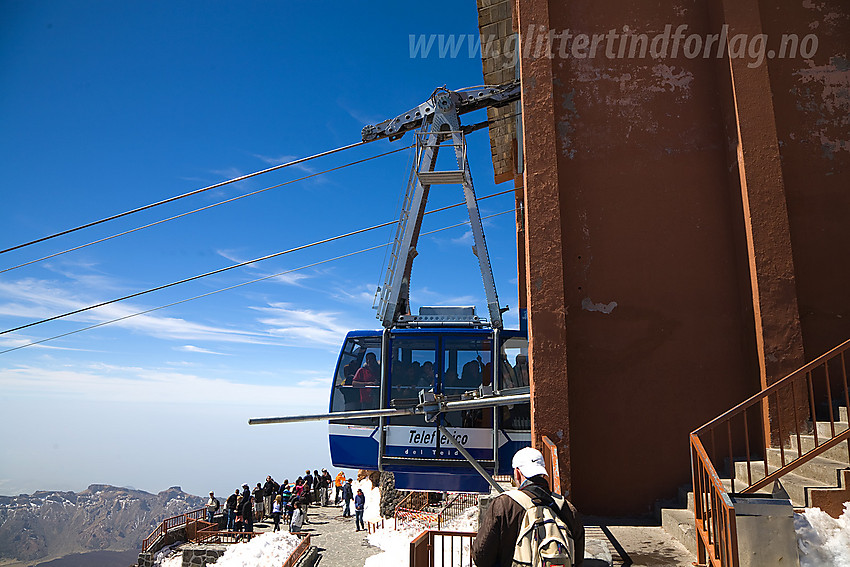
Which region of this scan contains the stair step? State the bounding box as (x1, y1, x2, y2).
(660, 508, 697, 556)
(795, 434, 850, 465)
(766, 448, 850, 485)
(734, 460, 830, 506)
(809, 469, 850, 518)
(841, 405, 848, 423)
(685, 478, 767, 512)
(815, 419, 849, 438)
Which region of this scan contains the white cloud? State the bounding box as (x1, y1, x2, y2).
(330, 283, 376, 305)
(252, 302, 351, 347)
(215, 250, 311, 286)
(336, 98, 382, 126)
(0, 277, 279, 348)
(450, 229, 474, 246)
(210, 166, 244, 180)
(0, 362, 328, 407)
(251, 153, 315, 174)
(176, 345, 228, 355)
(414, 287, 479, 306)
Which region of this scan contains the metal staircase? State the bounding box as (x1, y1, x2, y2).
(661, 338, 850, 566)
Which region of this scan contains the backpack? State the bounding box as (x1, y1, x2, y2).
(506, 488, 575, 567)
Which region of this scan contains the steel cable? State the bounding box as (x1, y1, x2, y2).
(0, 209, 517, 354)
(0, 145, 411, 275)
(0, 140, 371, 256)
(0, 189, 518, 337)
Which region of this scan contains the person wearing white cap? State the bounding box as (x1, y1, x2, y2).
(205, 491, 219, 524)
(472, 447, 585, 567)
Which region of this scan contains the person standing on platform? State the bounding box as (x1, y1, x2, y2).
(205, 491, 219, 524)
(241, 494, 254, 535)
(354, 488, 366, 531)
(225, 489, 239, 531)
(272, 494, 282, 532)
(263, 476, 276, 519)
(290, 501, 304, 533)
(342, 478, 354, 517)
(252, 483, 265, 521)
(334, 471, 346, 504)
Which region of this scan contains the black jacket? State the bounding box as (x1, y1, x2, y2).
(472, 477, 584, 567)
(241, 496, 253, 523)
(342, 483, 353, 501)
(226, 493, 238, 511)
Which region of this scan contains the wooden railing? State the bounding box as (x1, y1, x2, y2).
(186, 518, 262, 545)
(142, 507, 206, 552)
(690, 337, 850, 567)
(282, 534, 312, 567)
(410, 530, 477, 567)
(145, 512, 311, 567)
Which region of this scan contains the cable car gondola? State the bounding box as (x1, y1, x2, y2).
(327, 310, 529, 492)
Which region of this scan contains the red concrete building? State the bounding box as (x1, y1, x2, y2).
(477, 0, 850, 515)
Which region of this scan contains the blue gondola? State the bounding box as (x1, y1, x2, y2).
(328, 322, 530, 492)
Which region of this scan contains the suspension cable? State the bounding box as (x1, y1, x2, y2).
(0, 140, 371, 256)
(0, 209, 517, 355)
(0, 145, 411, 275)
(0, 189, 518, 336)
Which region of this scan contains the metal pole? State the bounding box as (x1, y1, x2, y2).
(378, 328, 390, 472)
(492, 327, 500, 472)
(437, 425, 504, 493)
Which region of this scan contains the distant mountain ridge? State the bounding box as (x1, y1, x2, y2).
(0, 484, 203, 564)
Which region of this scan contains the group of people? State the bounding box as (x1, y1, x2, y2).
(206, 468, 368, 535)
(204, 447, 585, 566)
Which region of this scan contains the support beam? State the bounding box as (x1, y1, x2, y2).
(719, 0, 807, 441)
(516, 0, 573, 496)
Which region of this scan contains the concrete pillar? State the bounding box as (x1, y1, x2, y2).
(516, 0, 573, 494)
(719, 0, 807, 441)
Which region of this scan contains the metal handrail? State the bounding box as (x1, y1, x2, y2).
(694, 337, 850, 436)
(142, 507, 206, 552)
(690, 337, 850, 566)
(437, 493, 479, 528)
(691, 434, 739, 567)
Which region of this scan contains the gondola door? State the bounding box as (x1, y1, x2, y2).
(382, 334, 438, 457)
(381, 330, 499, 492)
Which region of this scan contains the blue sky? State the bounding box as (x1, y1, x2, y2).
(0, 1, 521, 497)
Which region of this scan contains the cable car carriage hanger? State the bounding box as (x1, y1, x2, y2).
(250, 82, 529, 494)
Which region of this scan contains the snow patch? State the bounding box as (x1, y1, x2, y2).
(795, 503, 850, 567)
(365, 505, 479, 567)
(209, 531, 300, 567)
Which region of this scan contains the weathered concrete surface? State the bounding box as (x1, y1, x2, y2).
(587, 520, 697, 567)
(297, 504, 381, 567)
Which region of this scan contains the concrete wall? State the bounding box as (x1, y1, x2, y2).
(505, 0, 850, 515)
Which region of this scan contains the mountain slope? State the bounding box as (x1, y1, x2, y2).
(0, 485, 203, 563)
